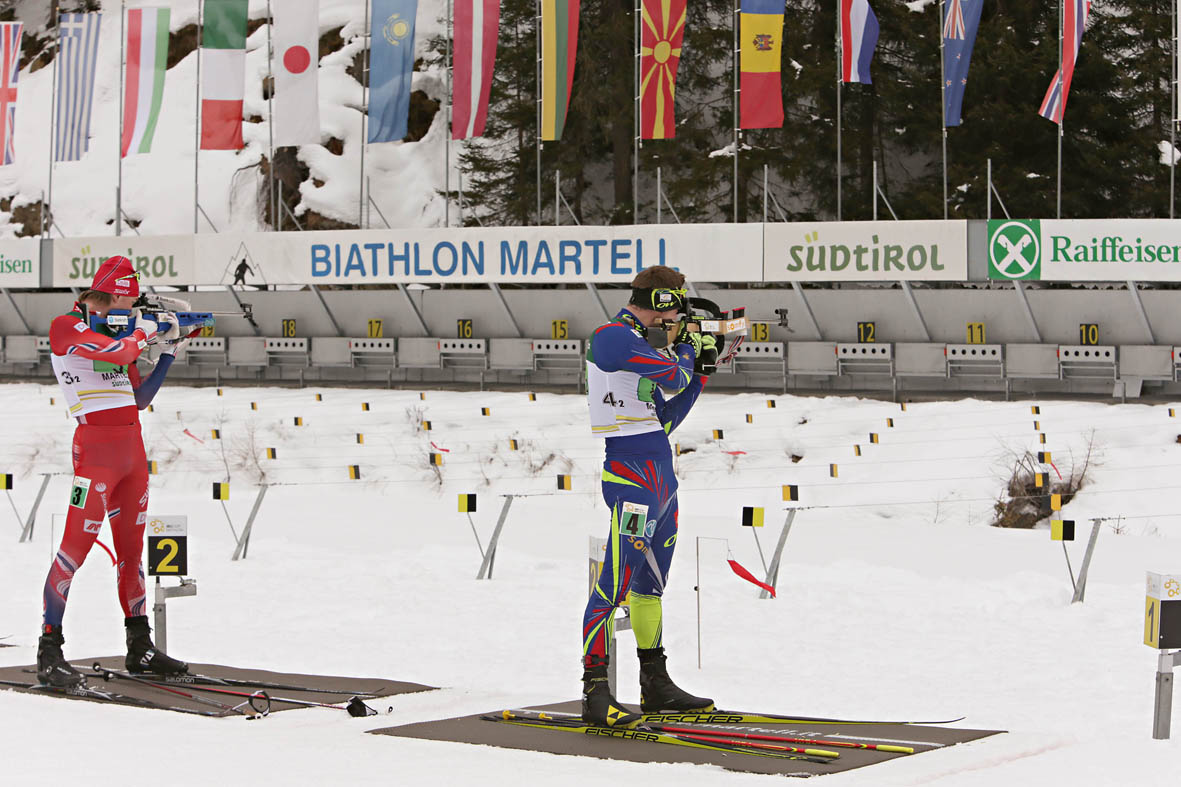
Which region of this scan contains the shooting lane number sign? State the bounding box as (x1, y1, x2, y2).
(1146, 572, 1181, 649)
(147, 516, 189, 577)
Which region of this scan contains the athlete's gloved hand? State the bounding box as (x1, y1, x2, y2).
(163, 328, 201, 358)
(133, 309, 159, 340)
(156, 312, 181, 342)
(675, 323, 704, 357)
(694, 334, 719, 376)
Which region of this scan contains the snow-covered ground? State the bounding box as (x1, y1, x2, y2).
(1, 382, 1180, 784)
(0, 0, 451, 237)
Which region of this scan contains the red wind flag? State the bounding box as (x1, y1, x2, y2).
(728, 558, 776, 597)
(640, 0, 687, 139)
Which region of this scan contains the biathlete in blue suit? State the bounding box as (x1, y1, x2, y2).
(580, 265, 719, 727)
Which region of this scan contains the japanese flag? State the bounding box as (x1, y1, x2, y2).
(273, 0, 320, 146)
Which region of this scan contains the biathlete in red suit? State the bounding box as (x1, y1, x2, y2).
(36, 256, 191, 688)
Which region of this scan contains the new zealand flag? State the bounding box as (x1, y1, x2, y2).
(942, 0, 983, 127)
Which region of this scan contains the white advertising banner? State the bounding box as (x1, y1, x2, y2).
(52, 235, 195, 288)
(988, 219, 1181, 281)
(0, 238, 41, 288)
(193, 224, 765, 286)
(763, 220, 969, 282)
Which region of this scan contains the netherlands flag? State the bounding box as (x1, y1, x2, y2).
(1038, 0, 1090, 125)
(840, 0, 879, 84)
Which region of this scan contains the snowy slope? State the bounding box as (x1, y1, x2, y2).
(0, 0, 451, 238)
(1, 384, 1180, 785)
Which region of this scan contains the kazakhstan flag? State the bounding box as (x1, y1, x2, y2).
(368, 0, 418, 142)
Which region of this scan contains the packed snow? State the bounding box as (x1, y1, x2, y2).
(1, 382, 1180, 784)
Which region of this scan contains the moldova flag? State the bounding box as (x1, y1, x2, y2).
(739, 0, 785, 129)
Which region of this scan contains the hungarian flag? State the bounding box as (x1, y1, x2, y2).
(540, 0, 580, 141)
(640, 0, 686, 139)
(273, 0, 319, 146)
(200, 0, 248, 150)
(0, 22, 21, 166)
(739, 0, 785, 129)
(1038, 0, 1090, 125)
(122, 7, 170, 156)
(452, 0, 499, 140)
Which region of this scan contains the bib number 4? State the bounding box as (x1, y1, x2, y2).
(602, 393, 626, 408)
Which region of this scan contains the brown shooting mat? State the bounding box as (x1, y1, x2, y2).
(0, 656, 435, 716)
(369, 700, 1003, 778)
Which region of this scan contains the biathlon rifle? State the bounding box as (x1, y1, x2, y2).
(682, 297, 749, 375)
(89, 293, 257, 343)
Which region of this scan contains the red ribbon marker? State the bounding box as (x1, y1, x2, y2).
(727, 558, 775, 597)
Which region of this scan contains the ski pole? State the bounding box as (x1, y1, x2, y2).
(149, 671, 383, 696)
(643, 723, 914, 754)
(151, 682, 380, 717)
(91, 664, 262, 718)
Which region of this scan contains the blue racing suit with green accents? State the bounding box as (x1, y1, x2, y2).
(582, 308, 706, 665)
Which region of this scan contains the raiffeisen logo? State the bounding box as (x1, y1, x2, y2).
(786, 230, 946, 274)
(1047, 233, 1181, 264)
(0, 255, 33, 275)
(988, 220, 1041, 280)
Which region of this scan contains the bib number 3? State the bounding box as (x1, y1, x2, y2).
(69, 477, 91, 509)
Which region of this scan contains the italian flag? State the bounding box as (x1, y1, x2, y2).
(122, 7, 170, 157)
(200, 0, 248, 150)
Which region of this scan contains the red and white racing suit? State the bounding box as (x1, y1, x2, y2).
(42, 306, 158, 628)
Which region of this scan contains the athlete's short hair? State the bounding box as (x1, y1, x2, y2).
(630, 266, 685, 293)
(79, 290, 113, 308)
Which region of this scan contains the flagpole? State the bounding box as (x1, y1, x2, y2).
(835, 1, 841, 221)
(46, 14, 60, 239)
(117, 0, 125, 236)
(267, 0, 275, 230)
(633, 0, 639, 223)
(939, 0, 947, 220)
(194, 0, 202, 233)
(360, 0, 370, 228)
(445, 0, 452, 227)
(1056, 0, 1063, 219)
(1172, 0, 1177, 218)
(732, 0, 738, 223)
(535, 0, 541, 224)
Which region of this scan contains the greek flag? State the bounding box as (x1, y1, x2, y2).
(54, 12, 102, 162)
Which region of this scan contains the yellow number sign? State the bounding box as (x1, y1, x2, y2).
(368, 319, 384, 339)
(551, 319, 569, 340)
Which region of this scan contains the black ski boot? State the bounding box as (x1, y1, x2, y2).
(37, 625, 84, 688)
(638, 647, 714, 713)
(581, 656, 641, 728)
(124, 616, 189, 675)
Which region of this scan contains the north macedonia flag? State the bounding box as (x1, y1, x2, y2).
(640, 0, 687, 139)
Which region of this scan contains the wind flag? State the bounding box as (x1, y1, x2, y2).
(0, 22, 22, 166)
(200, 0, 248, 149)
(1038, 0, 1090, 124)
(640, 0, 687, 138)
(942, 0, 982, 127)
(122, 8, 170, 156)
(452, 0, 499, 140)
(839, 0, 878, 84)
(368, 0, 418, 143)
(54, 13, 102, 162)
(540, 0, 580, 141)
(739, 0, 785, 129)
(273, 0, 320, 146)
